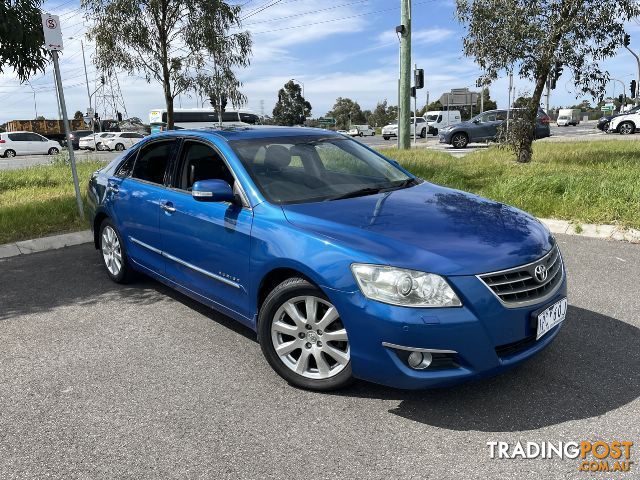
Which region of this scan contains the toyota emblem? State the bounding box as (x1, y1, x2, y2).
(534, 264, 548, 283)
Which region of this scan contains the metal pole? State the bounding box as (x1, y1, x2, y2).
(413, 63, 417, 144)
(26, 80, 38, 118)
(624, 45, 640, 104)
(399, 0, 411, 149)
(52, 50, 84, 220)
(80, 40, 91, 109)
(506, 73, 513, 134)
(480, 84, 484, 113)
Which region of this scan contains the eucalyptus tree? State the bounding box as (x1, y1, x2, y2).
(83, 0, 251, 129)
(272, 81, 312, 126)
(0, 0, 48, 81)
(456, 0, 640, 162)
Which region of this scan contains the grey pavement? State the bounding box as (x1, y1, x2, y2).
(0, 235, 639, 479)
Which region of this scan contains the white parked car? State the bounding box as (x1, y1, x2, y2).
(381, 117, 428, 140)
(0, 131, 61, 158)
(609, 112, 639, 135)
(79, 132, 113, 151)
(348, 124, 375, 137)
(101, 132, 146, 151)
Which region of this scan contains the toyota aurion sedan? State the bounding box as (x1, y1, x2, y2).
(87, 127, 567, 391)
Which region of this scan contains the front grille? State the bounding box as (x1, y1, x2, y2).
(478, 245, 563, 307)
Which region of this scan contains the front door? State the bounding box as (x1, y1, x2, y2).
(160, 139, 253, 320)
(108, 138, 179, 275)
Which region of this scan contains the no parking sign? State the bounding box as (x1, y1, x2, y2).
(41, 13, 63, 51)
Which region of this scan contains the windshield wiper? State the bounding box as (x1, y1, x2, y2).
(327, 178, 418, 201)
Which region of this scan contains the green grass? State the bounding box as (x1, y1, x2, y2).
(384, 141, 640, 229)
(0, 140, 638, 245)
(0, 161, 105, 244)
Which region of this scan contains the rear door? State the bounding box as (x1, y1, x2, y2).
(8, 133, 32, 154)
(108, 138, 180, 275)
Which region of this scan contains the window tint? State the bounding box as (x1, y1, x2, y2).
(177, 142, 234, 191)
(222, 112, 240, 122)
(239, 113, 260, 124)
(7, 133, 24, 141)
(132, 140, 177, 185)
(481, 113, 497, 123)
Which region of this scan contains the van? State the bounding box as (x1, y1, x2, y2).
(556, 109, 580, 126)
(424, 110, 462, 135)
(348, 125, 375, 137)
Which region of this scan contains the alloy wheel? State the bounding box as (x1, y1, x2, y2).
(271, 295, 350, 380)
(101, 226, 123, 276)
(5, 150, 15, 158)
(619, 122, 634, 135)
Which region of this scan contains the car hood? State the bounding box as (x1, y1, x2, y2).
(281, 182, 553, 276)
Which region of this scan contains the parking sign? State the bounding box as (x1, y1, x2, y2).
(41, 13, 63, 51)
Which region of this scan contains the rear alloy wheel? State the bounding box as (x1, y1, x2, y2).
(4, 149, 16, 158)
(99, 219, 134, 283)
(115, 143, 125, 151)
(618, 121, 635, 135)
(259, 278, 352, 391)
(48, 147, 59, 155)
(451, 132, 468, 148)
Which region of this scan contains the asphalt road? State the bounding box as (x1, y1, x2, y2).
(1, 234, 638, 479)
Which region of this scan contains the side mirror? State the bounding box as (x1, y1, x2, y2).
(192, 179, 235, 203)
(472, 118, 480, 124)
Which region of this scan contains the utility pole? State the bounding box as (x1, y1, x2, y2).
(398, 0, 411, 149)
(480, 85, 484, 113)
(506, 72, 513, 134)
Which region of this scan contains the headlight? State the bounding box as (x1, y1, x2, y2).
(351, 264, 462, 307)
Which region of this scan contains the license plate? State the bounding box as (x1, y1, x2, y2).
(536, 297, 567, 340)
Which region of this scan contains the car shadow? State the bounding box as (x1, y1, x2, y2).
(333, 306, 640, 432)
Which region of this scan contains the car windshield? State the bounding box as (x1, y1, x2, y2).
(230, 135, 415, 205)
(425, 114, 438, 121)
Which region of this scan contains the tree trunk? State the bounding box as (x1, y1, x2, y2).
(163, 68, 174, 130)
(518, 73, 548, 163)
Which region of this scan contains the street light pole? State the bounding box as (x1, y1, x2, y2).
(399, 0, 411, 150)
(623, 45, 640, 104)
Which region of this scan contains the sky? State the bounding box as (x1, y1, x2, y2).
(1, 0, 640, 124)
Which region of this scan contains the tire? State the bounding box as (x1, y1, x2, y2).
(115, 143, 125, 151)
(48, 147, 59, 155)
(618, 121, 635, 135)
(451, 132, 468, 148)
(258, 277, 353, 391)
(4, 149, 16, 158)
(383, 135, 390, 140)
(371, 132, 375, 136)
(420, 128, 426, 138)
(98, 218, 134, 284)
(359, 132, 363, 137)
(602, 122, 610, 132)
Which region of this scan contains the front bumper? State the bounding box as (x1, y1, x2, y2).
(438, 131, 453, 144)
(327, 273, 567, 389)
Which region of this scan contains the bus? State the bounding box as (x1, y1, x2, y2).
(149, 108, 261, 133)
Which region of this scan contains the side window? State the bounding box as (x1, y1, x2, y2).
(177, 141, 234, 191)
(437, 115, 442, 122)
(115, 153, 136, 177)
(8, 133, 23, 141)
(496, 111, 508, 121)
(120, 133, 131, 139)
(481, 113, 497, 123)
(133, 133, 144, 138)
(132, 140, 177, 185)
(222, 112, 239, 122)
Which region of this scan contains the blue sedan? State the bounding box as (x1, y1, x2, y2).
(87, 127, 567, 391)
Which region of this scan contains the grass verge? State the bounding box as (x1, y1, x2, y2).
(385, 141, 640, 229)
(0, 161, 105, 244)
(0, 140, 638, 245)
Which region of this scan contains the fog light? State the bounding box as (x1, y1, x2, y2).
(407, 351, 432, 370)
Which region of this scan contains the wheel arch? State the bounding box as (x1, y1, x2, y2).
(257, 267, 320, 313)
(93, 211, 109, 249)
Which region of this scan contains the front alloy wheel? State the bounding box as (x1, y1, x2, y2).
(259, 278, 352, 390)
(451, 132, 468, 148)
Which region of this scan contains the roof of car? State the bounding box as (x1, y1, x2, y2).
(149, 126, 343, 142)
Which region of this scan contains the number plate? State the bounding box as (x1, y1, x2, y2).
(536, 297, 567, 340)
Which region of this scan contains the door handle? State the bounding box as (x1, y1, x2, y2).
(161, 202, 176, 213)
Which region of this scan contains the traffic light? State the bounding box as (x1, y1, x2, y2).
(414, 68, 424, 89)
(618, 94, 624, 104)
(411, 86, 416, 98)
(116, 111, 122, 122)
(624, 33, 631, 47)
(631, 80, 637, 99)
